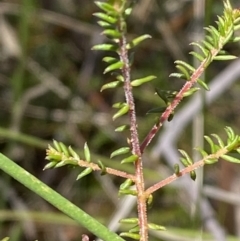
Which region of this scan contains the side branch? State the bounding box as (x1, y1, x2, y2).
(145, 147, 228, 195)
(78, 160, 136, 181)
(140, 63, 206, 153)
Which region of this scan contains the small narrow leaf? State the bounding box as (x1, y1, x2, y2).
(231, 36, 240, 42)
(121, 154, 138, 164)
(127, 34, 151, 49)
(147, 107, 166, 114)
(43, 162, 57, 170)
(113, 102, 125, 108)
(168, 112, 174, 122)
(148, 223, 166, 231)
(183, 87, 200, 97)
(95, 1, 116, 13)
(131, 75, 156, 87)
(190, 170, 196, 181)
(68, 146, 80, 160)
(97, 20, 111, 27)
(189, 51, 205, 61)
(118, 189, 137, 196)
(214, 55, 237, 60)
(55, 160, 69, 168)
(175, 60, 195, 72)
(98, 160, 107, 175)
(195, 147, 208, 158)
(120, 179, 133, 190)
(115, 125, 129, 132)
(76, 167, 93, 180)
(93, 12, 117, 24)
(102, 56, 118, 63)
(174, 164, 180, 175)
(155, 89, 176, 104)
(190, 42, 208, 57)
(116, 75, 124, 81)
(178, 149, 193, 165)
(204, 158, 218, 164)
(176, 65, 190, 79)
(119, 218, 138, 224)
(180, 158, 190, 167)
(129, 226, 140, 233)
(169, 72, 185, 79)
(204, 51, 213, 67)
(221, 154, 240, 163)
(226, 135, 239, 151)
(100, 81, 122, 92)
(102, 29, 121, 38)
(233, 24, 240, 31)
(204, 135, 218, 153)
(225, 126, 235, 140)
(84, 142, 91, 162)
(211, 134, 225, 148)
(217, 16, 225, 28)
(120, 232, 140, 240)
(53, 140, 61, 152)
(110, 147, 130, 158)
(92, 44, 116, 51)
(104, 61, 124, 74)
(201, 40, 214, 50)
(45, 154, 61, 161)
(59, 142, 70, 157)
(113, 104, 129, 120)
(147, 194, 153, 206)
(197, 79, 210, 91)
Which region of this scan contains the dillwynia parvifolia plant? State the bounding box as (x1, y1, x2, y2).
(0, 0, 240, 241)
(43, 1, 240, 240)
(44, 0, 240, 240)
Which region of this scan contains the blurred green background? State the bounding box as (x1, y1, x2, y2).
(0, 0, 240, 240)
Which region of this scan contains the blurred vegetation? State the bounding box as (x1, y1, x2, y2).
(0, 0, 240, 240)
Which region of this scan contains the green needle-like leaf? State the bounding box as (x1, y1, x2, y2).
(110, 147, 130, 158)
(84, 142, 91, 162)
(221, 154, 240, 163)
(121, 154, 138, 164)
(101, 81, 122, 92)
(92, 44, 117, 51)
(113, 104, 129, 120)
(76, 167, 93, 180)
(119, 218, 138, 224)
(93, 12, 117, 24)
(131, 75, 156, 87)
(127, 34, 152, 49)
(213, 55, 237, 60)
(120, 232, 140, 240)
(104, 61, 124, 74)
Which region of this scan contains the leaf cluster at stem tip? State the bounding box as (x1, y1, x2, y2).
(169, 0, 240, 89)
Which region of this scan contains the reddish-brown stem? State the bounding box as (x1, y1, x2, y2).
(140, 49, 221, 153)
(145, 159, 205, 196)
(140, 65, 205, 153)
(118, 22, 148, 241)
(78, 160, 136, 181)
(145, 147, 228, 196)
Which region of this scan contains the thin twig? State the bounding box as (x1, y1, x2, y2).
(78, 160, 135, 181)
(118, 11, 148, 241)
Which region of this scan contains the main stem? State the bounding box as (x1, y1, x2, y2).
(118, 31, 148, 241)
